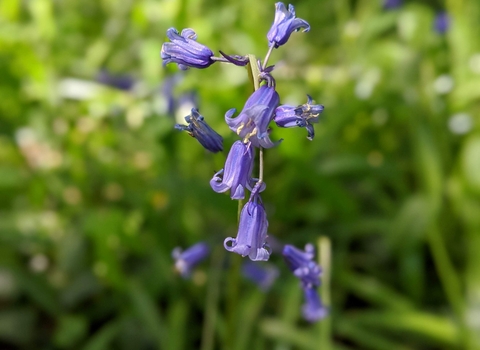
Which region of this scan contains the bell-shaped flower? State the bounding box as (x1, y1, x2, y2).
(274, 95, 324, 140)
(242, 261, 279, 291)
(224, 183, 270, 261)
(175, 108, 223, 153)
(267, 3, 310, 48)
(302, 286, 328, 322)
(161, 28, 214, 70)
(172, 242, 210, 278)
(225, 85, 280, 148)
(282, 243, 322, 288)
(210, 141, 254, 199)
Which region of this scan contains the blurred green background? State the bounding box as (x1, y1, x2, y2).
(1, 0, 480, 349)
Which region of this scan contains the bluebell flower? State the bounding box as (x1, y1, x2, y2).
(172, 242, 210, 278)
(242, 261, 279, 291)
(161, 28, 214, 70)
(210, 140, 254, 199)
(282, 243, 321, 288)
(302, 286, 328, 322)
(274, 95, 324, 141)
(225, 85, 280, 148)
(434, 12, 450, 34)
(383, 0, 402, 9)
(267, 3, 310, 48)
(224, 183, 270, 261)
(175, 108, 223, 153)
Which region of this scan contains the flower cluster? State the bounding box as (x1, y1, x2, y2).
(163, 2, 326, 322)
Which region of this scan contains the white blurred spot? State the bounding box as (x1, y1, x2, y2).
(30, 254, 49, 273)
(469, 53, 480, 74)
(175, 100, 196, 125)
(433, 75, 454, 94)
(448, 113, 472, 135)
(344, 21, 362, 38)
(58, 78, 102, 100)
(355, 69, 381, 100)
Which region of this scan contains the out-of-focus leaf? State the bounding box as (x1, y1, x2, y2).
(0, 308, 35, 345)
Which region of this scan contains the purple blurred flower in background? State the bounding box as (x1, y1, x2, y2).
(175, 108, 223, 153)
(210, 141, 254, 200)
(282, 243, 321, 288)
(267, 3, 310, 48)
(172, 242, 210, 278)
(161, 28, 215, 70)
(383, 0, 402, 10)
(302, 286, 328, 322)
(274, 95, 324, 140)
(225, 85, 280, 148)
(97, 69, 135, 91)
(434, 12, 450, 34)
(224, 183, 270, 261)
(242, 261, 279, 291)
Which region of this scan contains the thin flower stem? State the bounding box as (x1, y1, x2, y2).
(247, 54, 261, 91)
(317, 236, 332, 350)
(210, 56, 231, 62)
(259, 147, 264, 183)
(262, 45, 274, 70)
(246, 54, 264, 184)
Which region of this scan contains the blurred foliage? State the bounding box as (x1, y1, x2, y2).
(1, 0, 480, 349)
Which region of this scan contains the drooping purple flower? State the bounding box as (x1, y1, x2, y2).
(267, 3, 310, 48)
(161, 28, 214, 70)
(434, 12, 450, 34)
(224, 183, 270, 261)
(225, 85, 280, 148)
(274, 95, 324, 140)
(172, 242, 210, 278)
(242, 261, 279, 291)
(302, 286, 328, 322)
(282, 243, 321, 288)
(383, 0, 402, 10)
(175, 108, 223, 153)
(210, 141, 254, 199)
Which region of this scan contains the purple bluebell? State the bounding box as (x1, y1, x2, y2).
(434, 12, 450, 34)
(274, 95, 324, 141)
(175, 108, 223, 153)
(225, 85, 280, 148)
(302, 286, 327, 322)
(242, 261, 279, 291)
(172, 242, 210, 278)
(224, 183, 270, 261)
(267, 3, 310, 48)
(210, 141, 254, 199)
(161, 28, 214, 70)
(282, 243, 321, 288)
(383, 0, 402, 9)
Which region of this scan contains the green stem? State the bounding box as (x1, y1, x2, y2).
(262, 45, 274, 70)
(318, 236, 332, 350)
(247, 54, 260, 91)
(201, 246, 224, 350)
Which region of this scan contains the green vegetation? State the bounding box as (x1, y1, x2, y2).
(0, 0, 479, 349)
